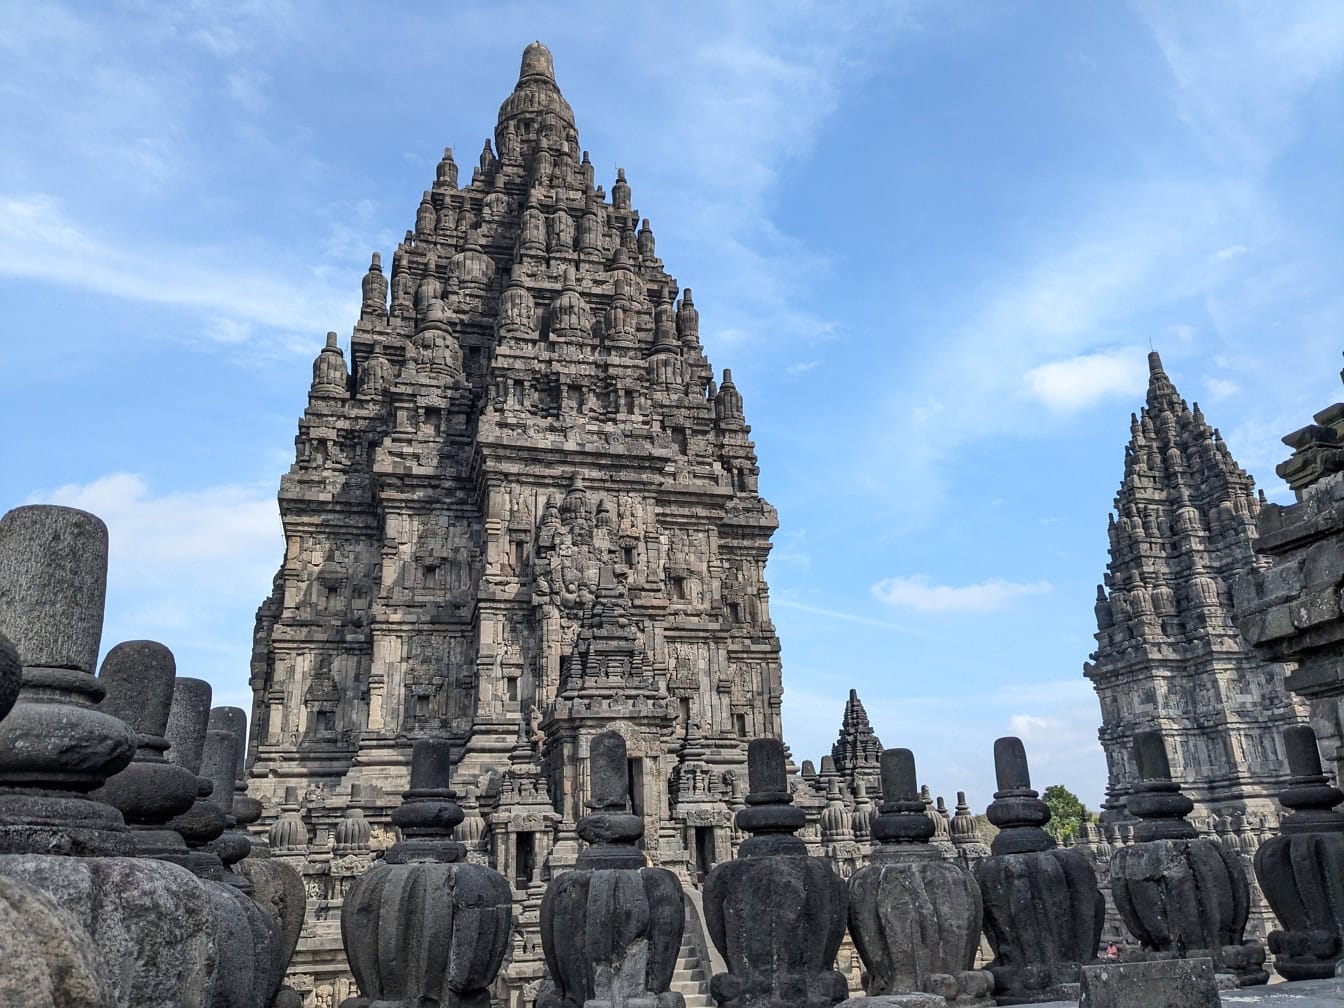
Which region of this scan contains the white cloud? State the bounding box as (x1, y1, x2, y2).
(23, 473, 283, 699)
(27, 473, 280, 594)
(785, 360, 821, 378)
(870, 575, 1053, 613)
(1023, 349, 1148, 413)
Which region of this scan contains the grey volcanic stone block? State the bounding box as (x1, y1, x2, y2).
(0, 873, 113, 1007)
(1079, 958, 1218, 1007)
(0, 505, 107, 673)
(0, 632, 18, 722)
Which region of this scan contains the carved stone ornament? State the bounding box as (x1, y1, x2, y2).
(703, 738, 848, 1008)
(1112, 731, 1267, 986)
(1254, 724, 1344, 980)
(539, 729, 686, 1008)
(847, 748, 991, 1004)
(341, 737, 513, 1007)
(973, 736, 1103, 1005)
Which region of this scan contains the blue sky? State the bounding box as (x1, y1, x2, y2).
(3, 2, 1341, 810)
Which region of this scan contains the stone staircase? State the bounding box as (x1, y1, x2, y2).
(670, 927, 714, 1007)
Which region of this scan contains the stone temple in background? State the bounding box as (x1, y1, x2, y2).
(248, 42, 785, 1005)
(1084, 351, 1308, 932)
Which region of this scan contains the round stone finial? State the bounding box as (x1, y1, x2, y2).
(0, 505, 108, 674)
(1133, 730, 1173, 782)
(519, 41, 555, 80)
(879, 748, 918, 804)
(208, 707, 248, 777)
(200, 729, 239, 818)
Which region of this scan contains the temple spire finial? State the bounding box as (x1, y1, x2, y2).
(519, 41, 555, 81)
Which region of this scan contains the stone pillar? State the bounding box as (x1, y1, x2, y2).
(702, 738, 848, 1008)
(1253, 724, 1344, 979)
(974, 736, 1103, 1005)
(1111, 731, 1267, 985)
(340, 737, 512, 1007)
(846, 748, 991, 1005)
(537, 730, 686, 1007)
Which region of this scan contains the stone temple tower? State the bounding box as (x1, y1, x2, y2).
(1084, 352, 1307, 929)
(248, 42, 783, 1004)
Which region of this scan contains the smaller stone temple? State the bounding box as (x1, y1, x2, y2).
(1086, 352, 1307, 830)
(1084, 351, 1309, 939)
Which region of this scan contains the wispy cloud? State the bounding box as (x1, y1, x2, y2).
(1024, 349, 1148, 413)
(871, 575, 1053, 613)
(773, 597, 928, 634)
(0, 195, 353, 348)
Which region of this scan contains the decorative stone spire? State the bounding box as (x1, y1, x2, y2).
(496, 41, 576, 159)
(1253, 725, 1344, 979)
(677, 287, 699, 345)
(703, 738, 848, 1008)
(311, 332, 349, 399)
(831, 688, 882, 795)
(538, 731, 685, 1007)
(974, 736, 1103, 1004)
(715, 368, 745, 429)
(1086, 351, 1303, 829)
(435, 146, 458, 188)
(360, 252, 387, 319)
(847, 748, 990, 1002)
(341, 738, 512, 1006)
(612, 167, 631, 211)
(1113, 731, 1267, 986)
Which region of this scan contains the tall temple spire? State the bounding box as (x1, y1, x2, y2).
(1085, 351, 1306, 939)
(495, 40, 576, 157)
(253, 42, 779, 1002)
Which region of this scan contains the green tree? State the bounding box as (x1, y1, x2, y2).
(1042, 784, 1088, 843)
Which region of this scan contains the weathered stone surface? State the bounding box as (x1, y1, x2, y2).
(0, 505, 107, 674)
(1253, 724, 1344, 980)
(975, 737, 1103, 1005)
(0, 872, 113, 1008)
(0, 853, 218, 1008)
(539, 729, 685, 1008)
(703, 738, 848, 1008)
(1113, 732, 1267, 986)
(240, 856, 307, 974)
(341, 737, 512, 1006)
(1079, 957, 1219, 1008)
(0, 631, 18, 723)
(848, 748, 987, 1002)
